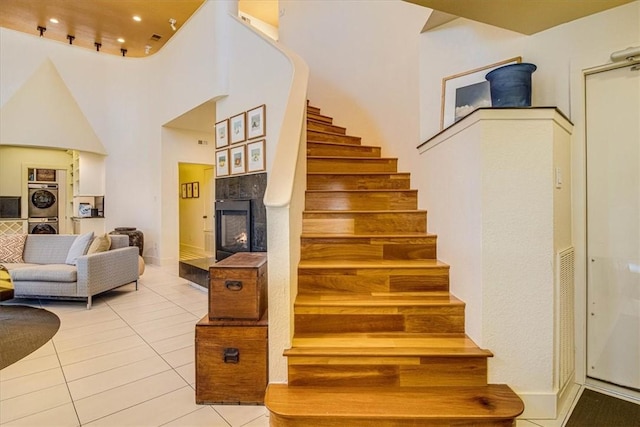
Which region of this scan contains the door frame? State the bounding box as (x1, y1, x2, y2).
(571, 52, 640, 401)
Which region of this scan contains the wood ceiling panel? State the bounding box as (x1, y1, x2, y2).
(0, 0, 205, 57)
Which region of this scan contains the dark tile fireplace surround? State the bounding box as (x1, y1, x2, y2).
(179, 173, 267, 288)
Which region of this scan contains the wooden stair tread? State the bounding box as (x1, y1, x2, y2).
(295, 292, 462, 306)
(307, 171, 409, 175)
(288, 332, 491, 355)
(306, 189, 417, 194)
(307, 140, 378, 148)
(266, 384, 524, 420)
(309, 155, 396, 161)
(299, 259, 448, 269)
(301, 232, 435, 239)
(304, 209, 426, 214)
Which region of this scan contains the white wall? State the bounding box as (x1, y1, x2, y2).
(279, 0, 430, 173)
(419, 2, 640, 141)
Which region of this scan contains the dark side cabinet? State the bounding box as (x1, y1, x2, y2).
(195, 313, 268, 404)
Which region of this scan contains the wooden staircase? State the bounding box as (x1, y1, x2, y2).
(264, 104, 524, 426)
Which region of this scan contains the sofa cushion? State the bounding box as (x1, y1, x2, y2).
(10, 264, 77, 282)
(65, 232, 94, 265)
(87, 233, 111, 254)
(0, 234, 27, 263)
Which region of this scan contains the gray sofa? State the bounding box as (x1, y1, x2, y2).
(2, 234, 139, 309)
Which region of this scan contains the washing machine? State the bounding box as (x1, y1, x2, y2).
(28, 184, 58, 218)
(28, 218, 59, 234)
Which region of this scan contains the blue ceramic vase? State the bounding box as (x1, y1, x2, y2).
(485, 63, 537, 107)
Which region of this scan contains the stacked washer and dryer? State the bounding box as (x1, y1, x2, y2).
(28, 181, 59, 234)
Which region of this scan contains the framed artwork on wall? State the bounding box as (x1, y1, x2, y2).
(247, 139, 265, 172)
(440, 56, 521, 129)
(215, 119, 229, 148)
(181, 183, 187, 198)
(230, 145, 246, 175)
(192, 181, 199, 198)
(247, 104, 266, 140)
(216, 149, 229, 177)
(186, 182, 193, 198)
(230, 112, 246, 144)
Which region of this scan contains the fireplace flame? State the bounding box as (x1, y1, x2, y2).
(235, 232, 247, 244)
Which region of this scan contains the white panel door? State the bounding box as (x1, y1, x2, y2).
(586, 63, 640, 390)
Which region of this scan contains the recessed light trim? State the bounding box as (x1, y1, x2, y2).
(133, 16, 141, 22)
(117, 37, 125, 43)
(49, 18, 59, 24)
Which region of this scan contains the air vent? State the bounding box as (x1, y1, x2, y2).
(150, 34, 162, 41)
(557, 246, 575, 391)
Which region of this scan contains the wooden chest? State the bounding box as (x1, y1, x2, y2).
(195, 314, 268, 404)
(209, 252, 267, 320)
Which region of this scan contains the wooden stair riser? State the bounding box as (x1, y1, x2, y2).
(307, 142, 381, 158)
(286, 357, 487, 387)
(305, 190, 418, 211)
(307, 105, 321, 115)
(308, 157, 397, 173)
(297, 267, 450, 294)
(307, 120, 346, 135)
(302, 211, 427, 235)
(294, 309, 464, 335)
(307, 112, 333, 124)
(307, 173, 411, 191)
(308, 130, 362, 145)
(300, 236, 437, 261)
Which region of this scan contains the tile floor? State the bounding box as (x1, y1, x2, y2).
(1, 263, 580, 427)
(0, 265, 268, 427)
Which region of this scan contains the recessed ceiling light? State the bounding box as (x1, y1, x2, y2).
(49, 18, 59, 24)
(117, 38, 125, 43)
(133, 16, 141, 22)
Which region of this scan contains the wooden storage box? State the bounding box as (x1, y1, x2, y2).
(195, 313, 268, 404)
(209, 252, 267, 320)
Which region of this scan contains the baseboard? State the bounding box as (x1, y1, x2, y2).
(517, 382, 581, 422)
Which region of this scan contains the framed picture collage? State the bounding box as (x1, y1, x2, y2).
(215, 104, 266, 177)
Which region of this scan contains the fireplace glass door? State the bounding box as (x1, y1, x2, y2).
(215, 200, 251, 261)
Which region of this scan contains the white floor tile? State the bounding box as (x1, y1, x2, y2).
(212, 405, 268, 427)
(2, 402, 80, 426)
(136, 320, 197, 343)
(22, 340, 56, 360)
(0, 384, 72, 424)
(162, 406, 230, 427)
(0, 354, 60, 381)
(73, 370, 187, 424)
(53, 325, 136, 353)
(85, 386, 211, 426)
(0, 367, 66, 400)
(56, 334, 147, 366)
(130, 311, 199, 332)
(242, 413, 270, 427)
(67, 355, 172, 400)
(174, 362, 195, 385)
(150, 332, 194, 355)
(160, 345, 194, 368)
(62, 344, 155, 381)
(53, 318, 128, 341)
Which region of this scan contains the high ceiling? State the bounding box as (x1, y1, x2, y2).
(0, 0, 206, 57)
(406, 0, 637, 34)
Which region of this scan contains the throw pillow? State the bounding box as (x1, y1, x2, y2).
(0, 234, 27, 263)
(65, 232, 94, 265)
(87, 233, 111, 254)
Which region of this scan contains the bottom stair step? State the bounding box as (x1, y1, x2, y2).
(265, 384, 524, 427)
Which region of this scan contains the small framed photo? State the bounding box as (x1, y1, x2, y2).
(441, 56, 522, 129)
(181, 183, 187, 198)
(186, 182, 193, 198)
(78, 203, 92, 218)
(230, 145, 246, 175)
(247, 139, 265, 172)
(215, 119, 229, 148)
(192, 181, 199, 198)
(247, 104, 266, 140)
(216, 149, 229, 177)
(230, 112, 246, 144)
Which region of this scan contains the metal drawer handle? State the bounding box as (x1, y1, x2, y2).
(225, 280, 243, 291)
(223, 347, 239, 363)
